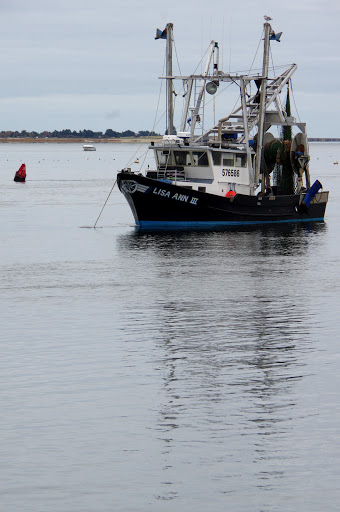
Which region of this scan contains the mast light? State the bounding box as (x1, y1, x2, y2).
(206, 81, 219, 95)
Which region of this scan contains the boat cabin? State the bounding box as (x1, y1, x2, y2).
(147, 138, 254, 196)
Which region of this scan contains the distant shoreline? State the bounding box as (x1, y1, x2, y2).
(0, 137, 339, 144)
(308, 138, 340, 142)
(0, 137, 162, 144)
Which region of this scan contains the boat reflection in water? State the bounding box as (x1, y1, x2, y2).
(117, 222, 326, 502)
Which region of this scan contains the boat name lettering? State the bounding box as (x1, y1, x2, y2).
(171, 192, 189, 202)
(222, 169, 240, 178)
(153, 188, 199, 205)
(153, 187, 171, 198)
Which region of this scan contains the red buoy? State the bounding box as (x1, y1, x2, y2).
(226, 190, 236, 198)
(14, 163, 26, 182)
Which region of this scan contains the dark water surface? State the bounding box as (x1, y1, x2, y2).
(1, 143, 339, 511)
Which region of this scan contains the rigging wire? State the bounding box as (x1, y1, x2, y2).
(192, 43, 212, 75)
(187, 41, 227, 135)
(269, 46, 276, 77)
(172, 35, 187, 131)
(126, 52, 166, 170)
(204, 80, 234, 108)
(93, 45, 168, 228)
(290, 79, 301, 123)
(247, 29, 264, 75)
(269, 45, 284, 119)
(173, 37, 182, 77)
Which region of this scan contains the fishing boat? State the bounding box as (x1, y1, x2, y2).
(117, 19, 328, 229)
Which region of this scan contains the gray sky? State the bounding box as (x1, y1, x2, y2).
(0, 0, 339, 136)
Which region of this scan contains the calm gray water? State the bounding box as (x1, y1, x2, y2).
(1, 142, 339, 512)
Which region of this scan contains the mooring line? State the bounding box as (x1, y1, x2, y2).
(93, 179, 117, 228)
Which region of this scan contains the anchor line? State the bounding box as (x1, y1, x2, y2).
(93, 179, 117, 228)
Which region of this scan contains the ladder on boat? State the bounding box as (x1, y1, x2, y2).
(198, 64, 297, 143)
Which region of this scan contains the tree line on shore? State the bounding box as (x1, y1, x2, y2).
(0, 129, 160, 139)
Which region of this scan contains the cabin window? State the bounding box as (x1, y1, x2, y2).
(235, 154, 247, 167)
(173, 151, 190, 166)
(192, 151, 209, 166)
(222, 154, 234, 167)
(157, 150, 171, 166)
(212, 152, 221, 165)
(198, 186, 206, 192)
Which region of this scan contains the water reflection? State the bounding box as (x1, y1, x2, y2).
(134, 221, 327, 234)
(152, 298, 306, 499)
(117, 223, 327, 500)
(118, 221, 327, 256)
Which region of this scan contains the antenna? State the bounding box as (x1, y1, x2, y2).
(221, 16, 225, 71)
(229, 17, 232, 73)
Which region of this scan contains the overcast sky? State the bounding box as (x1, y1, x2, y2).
(0, 0, 338, 136)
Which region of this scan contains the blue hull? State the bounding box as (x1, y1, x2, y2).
(137, 218, 325, 230)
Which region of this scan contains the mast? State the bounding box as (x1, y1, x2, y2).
(166, 23, 174, 135)
(255, 22, 271, 191)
